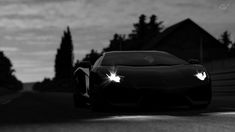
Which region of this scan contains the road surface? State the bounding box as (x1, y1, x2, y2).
(0, 91, 235, 132)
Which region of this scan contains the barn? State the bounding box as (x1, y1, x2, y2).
(142, 18, 228, 63)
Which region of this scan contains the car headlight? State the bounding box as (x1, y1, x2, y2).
(194, 71, 207, 81)
(106, 72, 121, 83)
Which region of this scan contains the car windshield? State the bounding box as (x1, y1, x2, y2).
(101, 51, 188, 66)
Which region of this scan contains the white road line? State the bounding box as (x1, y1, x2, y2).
(85, 115, 186, 122)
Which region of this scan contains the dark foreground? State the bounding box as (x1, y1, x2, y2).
(0, 90, 235, 132)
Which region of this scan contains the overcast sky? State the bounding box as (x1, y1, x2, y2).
(0, 0, 234, 82)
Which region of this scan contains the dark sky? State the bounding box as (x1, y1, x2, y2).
(0, 0, 234, 82)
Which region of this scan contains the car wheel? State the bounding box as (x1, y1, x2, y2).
(189, 96, 211, 110)
(190, 103, 210, 110)
(90, 89, 109, 111)
(188, 85, 212, 110)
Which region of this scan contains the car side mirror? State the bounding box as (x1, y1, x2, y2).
(74, 61, 92, 77)
(188, 59, 200, 64)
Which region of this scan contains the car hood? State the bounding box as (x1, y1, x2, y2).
(93, 64, 209, 88)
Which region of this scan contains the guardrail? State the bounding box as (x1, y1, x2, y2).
(211, 70, 235, 94)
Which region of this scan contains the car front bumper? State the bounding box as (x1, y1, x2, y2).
(93, 81, 211, 107)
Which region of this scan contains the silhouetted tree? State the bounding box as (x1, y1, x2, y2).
(0, 51, 22, 91)
(103, 34, 126, 52)
(219, 31, 235, 57)
(0, 51, 13, 74)
(147, 15, 164, 38)
(127, 14, 148, 50)
(129, 14, 147, 40)
(33, 27, 75, 93)
(102, 14, 164, 51)
(82, 49, 101, 65)
(32, 78, 52, 92)
(219, 31, 233, 49)
(126, 14, 164, 50)
(228, 42, 235, 57)
(54, 26, 74, 80)
(79, 14, 164, 65)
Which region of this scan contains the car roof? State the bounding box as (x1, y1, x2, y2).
(103, 50, 170, 56)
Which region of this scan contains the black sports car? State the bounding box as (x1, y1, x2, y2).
(73, 51, 211, 110)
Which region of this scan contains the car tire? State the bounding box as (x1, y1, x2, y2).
(189, 96, 211, 110)
(90, 89, 109, 111)
(190, 103, 210, 110)
(188, 84, 212, 110)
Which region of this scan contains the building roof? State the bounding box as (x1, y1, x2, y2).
(143, 18, 222, 49)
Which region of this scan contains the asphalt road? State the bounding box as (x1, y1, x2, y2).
(0, 91, 235, 132)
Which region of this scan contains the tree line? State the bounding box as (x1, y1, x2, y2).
(33, 14, 235, 92)
(78, 14, 164, 65)
(219, 30, 235, 57)
(33, 27, 74, 92)
(0, 51, 22, 92)
(1, 14, 234, 92)
(80, 15, 235, 66)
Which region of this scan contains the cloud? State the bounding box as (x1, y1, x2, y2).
(170, 1, 213, 9)
(0, 18, 48, 29)
(25, 50, 56, 56)
(74, 49, 90, 54)
(168, 0, 235, 13)
(0, 1, 104, 29)
(17, 74, 52, 82)
(24, 67, 53, 73)
(16, 66, 54, 82)
(12, 60, 41, 68)
(0, 0, 234, 30)
(0, 0, 160, 30)
(0, 46, 19, 52)
(5, 33, 56, 41)
(0, 4, 41, 16)
(13, 59, 54, 82)
(74, 49, 91, 60)
(0, 0, 75, 5)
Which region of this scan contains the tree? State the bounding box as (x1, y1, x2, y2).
(105, 14, 164, 51)
(147, 15, 164, 38)
(82, 49, 101, 65)
(83, 14, 165, 63)
(129, 14, 147, 40)
(54, 26, 74, 80)
(103, 34, 126, 52)
(228, 42, 235, 57)
(0, 51, 22, 91)
(32, 78, 52, 92)
(219, 31, 233, 49)
(127, 14, 148, 50)
(0, 51, 13, 75)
